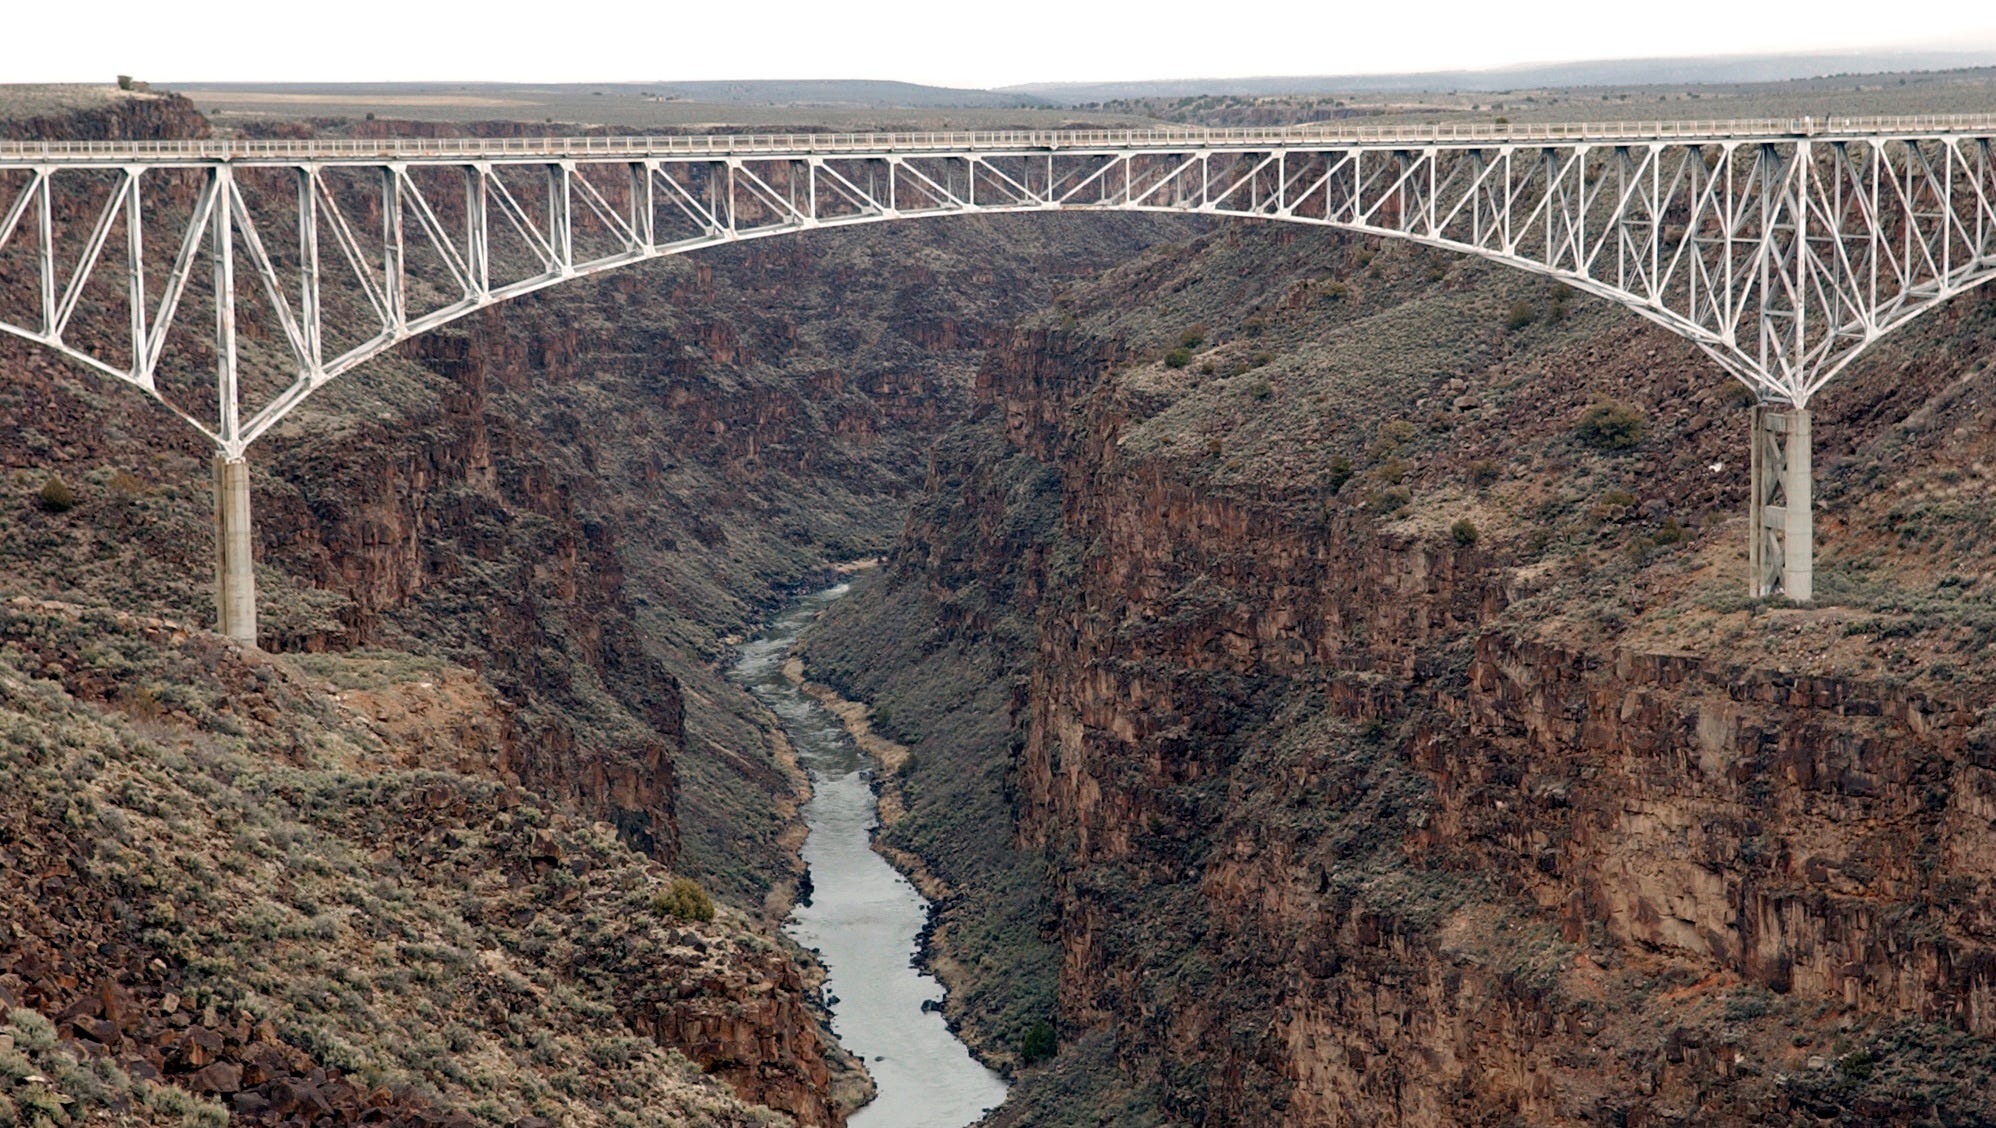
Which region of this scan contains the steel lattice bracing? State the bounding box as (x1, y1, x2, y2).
(5, 116, 1996, 631)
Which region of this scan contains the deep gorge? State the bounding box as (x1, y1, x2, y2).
(6, 88, 1996, 1128)
(804, 230, 1996, 1123)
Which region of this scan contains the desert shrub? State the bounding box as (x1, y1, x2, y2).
(37, 475, 75, 513)
(121, 685, 165, 721)
(1373, 418, 1418, 453)
(1177, 324, 1206, 348)
(6, 1010, 54, 1053)
(17, 1087, 66, 1126)
(1451, 518, 1479, 546)
(1163, 347, 1192, 369)
(1574, 401, 1646, 451)
(651, 877, 714, 923)
(1020, 1020, 1057, 1065)
(1626, 517, 1690, 564)
(1323, 281, 1351, 300)
(1368, 487, 1410, 514)
(1505, 299, 1537, 330)
(1591, 488, 1638, 524)
(1723, 987, 1774, 1022)
(1243, 378, 1273, 401)
(1326, 456, 1354, 494)
(1468, 460, 1501, 489)
(1548, 284, 1575, 322)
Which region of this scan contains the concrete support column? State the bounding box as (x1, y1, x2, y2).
(1780, 410, 1813, 602)
(212, 455, 257, 646)
(1748, 405, 1812, 602)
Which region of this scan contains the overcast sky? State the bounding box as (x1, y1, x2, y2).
(15, 0, 1996, 88)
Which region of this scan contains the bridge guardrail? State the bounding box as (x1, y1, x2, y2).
(5, 114, 1996, 161)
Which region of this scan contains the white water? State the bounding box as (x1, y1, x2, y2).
(730, 582, 1007, 1128)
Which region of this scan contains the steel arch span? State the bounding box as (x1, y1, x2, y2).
(6, 115, 1996, 638)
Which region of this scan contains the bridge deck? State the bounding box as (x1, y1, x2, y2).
(5, 113, 1996, 163)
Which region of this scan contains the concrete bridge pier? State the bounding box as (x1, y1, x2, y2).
(212, 455, 258, 646)
(1748, 405, 1812, 602)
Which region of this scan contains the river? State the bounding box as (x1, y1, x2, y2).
(729, 581, 1009, 1128)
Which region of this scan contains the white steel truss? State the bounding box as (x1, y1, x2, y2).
(5, 116, 1996, 625)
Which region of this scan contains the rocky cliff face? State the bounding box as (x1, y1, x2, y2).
(0, 88, 212, 142)
(256, 322, 688, 863)
(814, 224, 1996, 1125)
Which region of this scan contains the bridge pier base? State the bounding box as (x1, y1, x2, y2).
(1748, 405, 1812, 602)
(212, 455, 258, 647)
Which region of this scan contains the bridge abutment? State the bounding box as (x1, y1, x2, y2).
(1748, 405, 1812, 602)
(212, 455, 258, 646)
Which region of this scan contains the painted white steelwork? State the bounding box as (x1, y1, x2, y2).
(6, 114, 1996, 635)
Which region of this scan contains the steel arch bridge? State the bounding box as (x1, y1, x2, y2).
(6, 114, 1996, 643)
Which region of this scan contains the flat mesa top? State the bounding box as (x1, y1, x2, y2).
(4, 114, 1996, 162)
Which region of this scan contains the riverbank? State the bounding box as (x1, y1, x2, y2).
(779, 655, 1014, 1073)
(732, 584, 1006, 1127)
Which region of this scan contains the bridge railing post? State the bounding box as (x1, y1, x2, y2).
(212, 455, 258, 646)
(1748, 405, 1812, 602)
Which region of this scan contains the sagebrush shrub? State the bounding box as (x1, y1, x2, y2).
(38, 476, 75, 513)
(652, 877, 714, 923)
(1574, 401, 1646, 451)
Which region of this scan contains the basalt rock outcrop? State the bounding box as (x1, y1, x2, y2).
(0, 88, 212, 143)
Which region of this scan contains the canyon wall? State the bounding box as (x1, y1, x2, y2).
(815, 224, 1996, 1125)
